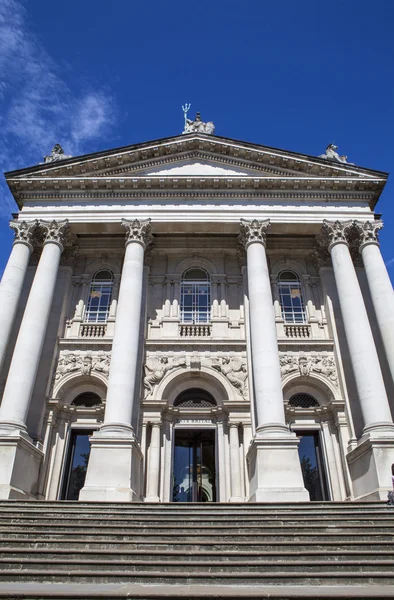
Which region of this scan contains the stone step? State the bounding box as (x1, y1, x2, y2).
(1, 557, 394, 573)
(0, 522, 391, 534)
(2, 548, 394, 561)
(1, 569, 394, 585)
(0, 582, 394, 600)
(1, 539, 393, 553)
(0, 524, 394, 544)
(1, 516, 393, 527)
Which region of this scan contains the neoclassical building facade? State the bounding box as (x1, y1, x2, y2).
(0, 119, 394, 503)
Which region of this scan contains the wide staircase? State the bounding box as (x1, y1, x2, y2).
(0, 501, 393, 599)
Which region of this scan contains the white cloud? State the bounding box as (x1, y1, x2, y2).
(0, 0, 116, 217)
(385, 257, 394, 268)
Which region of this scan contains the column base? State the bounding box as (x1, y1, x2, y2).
(79, 428, 143, 502)
(0, 431, 43, 500)
(347, 428, 394, 501)
(246, 426, 309, 503)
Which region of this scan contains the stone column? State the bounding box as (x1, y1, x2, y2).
(0, 219, 70, 499)
(229, 423, 243, 501)
(145, 422, 161, 502)
(320, 220, 394, 500)
(355, 220, 394, 388)
(80, 219, 153, 502)
(0, 220, 37, 374)
(239, 219, 308, 502)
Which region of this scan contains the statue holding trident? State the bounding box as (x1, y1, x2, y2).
(181, 104, 215, 135)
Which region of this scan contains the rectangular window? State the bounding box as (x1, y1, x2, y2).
(85, 283, 112, 323)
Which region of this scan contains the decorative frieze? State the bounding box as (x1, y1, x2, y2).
(279, 353, 338, 386)
(55, 350, 111, 381)
(143, 353, 248, 399)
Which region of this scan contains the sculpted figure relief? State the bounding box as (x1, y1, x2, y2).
(55, 351, 112, 381)
(280, 354, 338, 386)
(42, 144, 72, 164)
(212, 357, 248, 397)
(144, 355, 187, 397)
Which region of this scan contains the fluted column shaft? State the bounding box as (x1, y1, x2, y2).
(240, 220, 287, 431)
(322, 220, 393, 431)
(0, 221, 37, 373)
(0, 220, 69, 431)
(103, 219, 152, 431)
(355, 220, 394, 388)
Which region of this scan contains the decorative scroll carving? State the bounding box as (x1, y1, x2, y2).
(354, 220, 383, 248)
(144, 355, 187, 396)
(319, 143, 352, 165)
(10, 220, 38, 249)
(311, 246, 331, 272)
(238, 219, 270, 249)
(318, 220, 353, 250)
(55, 351, 111, 381)
(121, 218, 154, 250)
(39, 219, 70, 249)
(280, 353, 338, 386)
(42, 144, 72, 164)
(211, 356, 248, 398)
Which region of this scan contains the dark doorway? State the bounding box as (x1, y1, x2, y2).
(296, 430, 329, 501)
(61, 429, 93, 500)
(172, 429, 216, 502)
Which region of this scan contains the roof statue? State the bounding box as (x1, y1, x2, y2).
(182, 104, 215, 135)
(319, 143, 353, 165)
(42, 144, 72, 164)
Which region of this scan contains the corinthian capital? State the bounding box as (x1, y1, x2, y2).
(38, 219, 70, 250)
(318, 220, 353, 251)
(121, 218, 153, 250)
(10, 220, 38, 250)
(354, 220, 383, 249)
(238, 219, 270, 249)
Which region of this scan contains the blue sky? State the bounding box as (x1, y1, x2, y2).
(1, 0, 393, 277)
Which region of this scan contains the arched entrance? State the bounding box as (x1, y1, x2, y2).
(172, 389, 217, 502)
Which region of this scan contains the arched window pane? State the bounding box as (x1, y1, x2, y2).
(85, 270, 114, 323)
(278, 270, 306, 324)
(72, 392, 102, 407)
(180, 269, 211, 324)
(288, 393, 319, 408)
(174, 388, 217, 407)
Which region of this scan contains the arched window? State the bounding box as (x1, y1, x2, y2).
(288, 393, 319, 408)
(85, 270, 113, 323)
(72, 392, 102, 407)
(174, 388, 217, 408)
(180, 269, 211, 324)
(278, 270, 306, 323)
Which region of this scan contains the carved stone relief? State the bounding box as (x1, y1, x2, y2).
(279, 353, 338, 386)
(143, 353, 248, 399)
(55, 350, 111, 382)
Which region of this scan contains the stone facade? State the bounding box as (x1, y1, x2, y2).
(0, 129, 393, 503)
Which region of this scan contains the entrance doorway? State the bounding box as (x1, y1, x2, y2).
(60, 429, 93, 500)
(296, 430, 329, 501)
(172, 429, 216, 502)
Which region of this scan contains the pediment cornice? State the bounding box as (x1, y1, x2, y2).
(6, 133, 387, 209)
